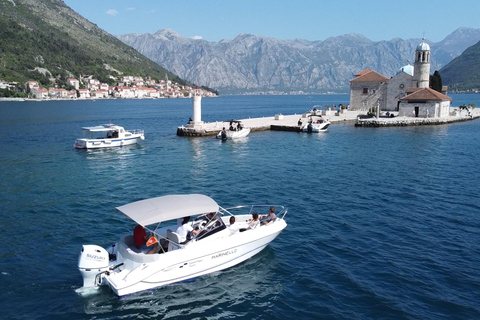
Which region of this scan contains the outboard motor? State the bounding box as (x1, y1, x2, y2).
(78, 245, 109, 287)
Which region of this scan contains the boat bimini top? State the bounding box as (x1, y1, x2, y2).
(81, 123, 121, 132)
(116, 194, 220, 226)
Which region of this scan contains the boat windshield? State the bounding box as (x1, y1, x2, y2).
(192, 212, 226, 240)
(82, 129, 118, 139)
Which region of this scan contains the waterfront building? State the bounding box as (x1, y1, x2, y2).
(349, 39, 451, 118)
(67, 78, 80, 90)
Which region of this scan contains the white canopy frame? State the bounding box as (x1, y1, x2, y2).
(116, 194, 220, 226)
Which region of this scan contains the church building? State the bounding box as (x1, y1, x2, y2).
(349, 39, 451, 118)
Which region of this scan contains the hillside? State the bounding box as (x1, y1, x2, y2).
(0, 0, 183, 88)
(118, 28, 480, 94)
(440, 40, 480, 91)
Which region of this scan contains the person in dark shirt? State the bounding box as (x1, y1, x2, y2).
(260, 206, 277, 226)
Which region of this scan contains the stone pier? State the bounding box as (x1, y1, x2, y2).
(177, 110, 361, 137)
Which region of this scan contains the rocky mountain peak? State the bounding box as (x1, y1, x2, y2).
(117, 28, 480, 94)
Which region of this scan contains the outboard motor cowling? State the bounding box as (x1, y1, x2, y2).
(78, 245, 109, 287)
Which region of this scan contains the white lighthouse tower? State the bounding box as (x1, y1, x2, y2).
(413, 38, 431, 88)
(190, 87, 203, 126)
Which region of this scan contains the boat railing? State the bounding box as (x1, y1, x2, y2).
(127, 129, 144, 135)
(221, 205, 287, 220)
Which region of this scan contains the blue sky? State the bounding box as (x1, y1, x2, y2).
(63, 0, 480, 42)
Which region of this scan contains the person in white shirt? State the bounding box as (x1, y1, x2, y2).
(176, 216, 200, 242)
(228, 216, 239, 234)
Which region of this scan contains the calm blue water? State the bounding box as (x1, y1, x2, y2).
(1, 94, 479, 319)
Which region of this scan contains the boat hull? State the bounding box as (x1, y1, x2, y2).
(103, 219, 286, 296)
(74, 136, 142, 149)
(216, 128, 251, 140)
(302, 122, 330, 132)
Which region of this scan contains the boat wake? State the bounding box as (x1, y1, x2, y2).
(75, 286, 101, 297)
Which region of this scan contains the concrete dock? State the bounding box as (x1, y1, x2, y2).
(177, 109, 362, 137)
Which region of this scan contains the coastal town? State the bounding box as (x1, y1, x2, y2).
(0, 75, 217, 100)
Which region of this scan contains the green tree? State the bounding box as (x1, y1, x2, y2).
(430, 70, 443, 92)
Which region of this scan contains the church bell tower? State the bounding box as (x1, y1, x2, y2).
(413, 38, 431, 88)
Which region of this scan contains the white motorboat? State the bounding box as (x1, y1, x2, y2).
(216, 127, 251, 140)
(73, 123, 145, 149)
(78, 194, 287, 296)
(301, 118, 330, 133)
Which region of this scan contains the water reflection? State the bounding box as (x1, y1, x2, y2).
(77, 143, 146, 161)
(188, 138, 208, 181)
(188, 137, 206, 162)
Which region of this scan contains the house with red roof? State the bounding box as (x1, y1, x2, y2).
(31, 87, 48, 99)
(399, 87, 452, 118)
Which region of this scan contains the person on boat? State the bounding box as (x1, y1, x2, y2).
(228, 216, 239, 234)
(237, 122, 242, 131)
(133, 225, 159, 254)
(298, 118, 302, 126)
(176, 216, 201, 242)
(248, 212, 260, 229)
(240, 211, 260, 232)
(307, 121, 313, 133)
(240, 212, 259, 232)
(260, 206, 277, 226)
(229, 120, 235, 131)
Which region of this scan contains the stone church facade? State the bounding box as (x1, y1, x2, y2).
(349, 40, 451, 118)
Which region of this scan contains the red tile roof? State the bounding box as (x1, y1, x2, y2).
(350, 70, 389, 83)
(354, 69, 373, 76)
(400, 87, 452, 101)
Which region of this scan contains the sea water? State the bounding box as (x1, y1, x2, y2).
(0, 94, 479, 319)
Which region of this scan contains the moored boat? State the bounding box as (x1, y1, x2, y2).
(301, 116, 330, 133)
(216, 127, 251, 140)
(78, 194, 287, 296)
(73, 123, 145, 149)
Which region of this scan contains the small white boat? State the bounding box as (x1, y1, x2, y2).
(216, 127, 251, 140)
(73, 123, 145, 149)
(78, 194, 287, 296)
(301, 117, 330, 133)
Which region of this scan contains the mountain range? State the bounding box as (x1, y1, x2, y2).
(2, 0, 479, 95)
(439, 39, 480, 91)
(118, 28, 480, 94)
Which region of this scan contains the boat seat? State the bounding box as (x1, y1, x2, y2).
(117, 235, 159, 263)
(167, 229, 182, 251)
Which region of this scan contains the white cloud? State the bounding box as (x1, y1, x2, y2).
(126, 7, 135, 11)
(192, 36, 203, 40)
(106, 9, 118, 16)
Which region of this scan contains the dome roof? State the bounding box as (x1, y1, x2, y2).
(397, 64, 414, 76)
(416, 41, 430, 51)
